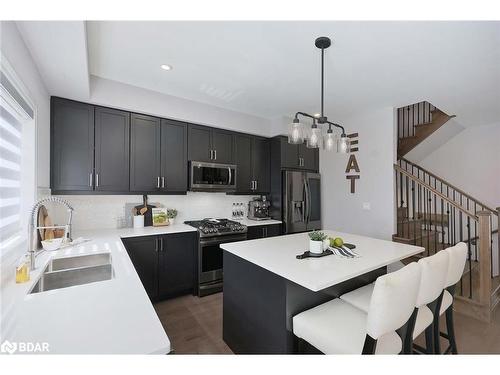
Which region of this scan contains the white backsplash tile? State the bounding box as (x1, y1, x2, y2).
(45, 192, 259, 231)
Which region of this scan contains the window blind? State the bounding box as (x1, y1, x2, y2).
(0, 63, 33, 287)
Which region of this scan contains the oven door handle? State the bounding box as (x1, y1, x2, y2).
(227, 167, 232, 186)
(199, 235, 247, 246)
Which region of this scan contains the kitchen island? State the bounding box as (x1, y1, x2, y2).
(221, 230, 424, 354)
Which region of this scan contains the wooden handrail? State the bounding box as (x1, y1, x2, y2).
(399, 157, 497, 214)
(394, 165, 479, 221)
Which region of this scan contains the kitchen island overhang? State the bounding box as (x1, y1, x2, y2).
(221, 231, 424, 354)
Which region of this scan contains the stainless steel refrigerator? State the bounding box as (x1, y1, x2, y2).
(283, 170, 321, 233)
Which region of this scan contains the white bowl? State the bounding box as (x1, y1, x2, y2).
(41, 238, 64, 251)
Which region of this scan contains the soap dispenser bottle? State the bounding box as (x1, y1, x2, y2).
(15, 255, 30, 283)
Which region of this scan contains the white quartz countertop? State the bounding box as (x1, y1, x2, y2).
(238, 218, 282, 227)
(2, 225, 201, 354)
(3, 219, 282, 354)
(221, 230, 424, 292)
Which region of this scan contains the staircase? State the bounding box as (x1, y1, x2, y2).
(393, 157, 500, 322)
(397, 101, 456, 158)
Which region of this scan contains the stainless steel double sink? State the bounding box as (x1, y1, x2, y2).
(29, 253, 114, 294)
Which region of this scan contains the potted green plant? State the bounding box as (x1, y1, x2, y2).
(308, 231, 327, 254)
(167, 209, 178, 225)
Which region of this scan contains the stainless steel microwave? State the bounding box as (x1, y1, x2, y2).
(189, 161, 237, 192)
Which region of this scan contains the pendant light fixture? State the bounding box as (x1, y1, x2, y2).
(288, 36, 350, 153)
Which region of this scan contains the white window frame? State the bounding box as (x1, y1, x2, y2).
(0, 52, 37, 277)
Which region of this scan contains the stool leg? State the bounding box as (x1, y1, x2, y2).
(433, 316, 441, 354)
(445, 307, 458, 354)
(424, 326, 434, 354)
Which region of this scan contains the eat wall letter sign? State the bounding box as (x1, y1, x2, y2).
(345, 133, 360, 194)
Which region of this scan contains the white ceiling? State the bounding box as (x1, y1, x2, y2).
(18, 21, 500, 128)
(16, 21, 90, 99)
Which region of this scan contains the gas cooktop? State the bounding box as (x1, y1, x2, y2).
(184, 218, 247, 237)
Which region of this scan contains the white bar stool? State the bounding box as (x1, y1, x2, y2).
(436, 242, 467, 354)
(340, 250, 449, 354)
(292, 262, 421, 354)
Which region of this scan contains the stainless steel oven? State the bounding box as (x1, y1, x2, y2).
(198, 233, 247, 296)
(190, 161, 237, 192)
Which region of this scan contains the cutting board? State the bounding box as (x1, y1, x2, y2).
(134, 195, 155, 227)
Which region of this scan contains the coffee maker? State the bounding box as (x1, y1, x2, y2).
(248, 196, 271, 221)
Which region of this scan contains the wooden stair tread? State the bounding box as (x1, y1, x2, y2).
(392, 229, 438, 242)
(397, 111, 456, 157)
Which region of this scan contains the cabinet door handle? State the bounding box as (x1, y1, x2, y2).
(89, 172, 93, 187)
(214, 149, 217, 160)
(255, 180, 258, 191)
(161, 176, 165, 188)
(160, 237, 164, 252)
(210, 150, 213, 160)
(155, 238, 158, 252)
(95, 173, 99, 187)
(156, 176, 160, 189)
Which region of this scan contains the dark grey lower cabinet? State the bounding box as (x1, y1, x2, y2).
(122, 232, 197, 301)
(121, 236, 158, 300)
(246, 224, 282, 240)
(158, 232, 197, 298)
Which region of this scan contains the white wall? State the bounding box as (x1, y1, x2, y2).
(0, 21, 51, 191)
(69, 76, 273, 137)
(320, 107, 396, 240)
(418, 122, 500, 210)
(48, 193, 257, 232)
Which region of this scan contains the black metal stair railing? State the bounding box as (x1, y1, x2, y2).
(394, 162, 497, 303)
(397, 101, 436, 141)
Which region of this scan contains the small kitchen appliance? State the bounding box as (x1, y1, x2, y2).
(248, 196, 271, 221)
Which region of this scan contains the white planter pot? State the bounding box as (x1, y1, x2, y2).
(169, 218, 175, 225)
(309, 240, 324, 254)
(133, 215, 144, 229)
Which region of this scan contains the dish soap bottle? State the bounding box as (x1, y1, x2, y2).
(15, 255, 30, 283)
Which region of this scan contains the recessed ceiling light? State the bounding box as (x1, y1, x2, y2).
(160, 64, 172, 71)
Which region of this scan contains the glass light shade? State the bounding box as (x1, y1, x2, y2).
(323, 132, 336, 151)
(337, 135, 351, 153)
(288, 121, 305, 144)
(306, 127, 321, 148)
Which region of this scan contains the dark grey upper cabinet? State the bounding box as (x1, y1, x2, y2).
(160, 119, 187, 192)
(211, 129, 234, 164)
(51, 98, 95, 192)
(252, 137, 270, 193)
(188, 124, 234, 164)
(94, 107, 130, 192)
(235, 135, 270, 194)
(279, 137, 318, 172)
(282, 139, 300, 169)
(188, 124, 212, 162)
(299, 143, 319, 171)
(235, 134, 253, 193)
(130, 113, 161, 192)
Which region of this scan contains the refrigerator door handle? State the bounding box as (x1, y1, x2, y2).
(305, 177, 311, 224)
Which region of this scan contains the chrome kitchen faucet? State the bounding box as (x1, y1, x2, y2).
(28, 197, 74, 270)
